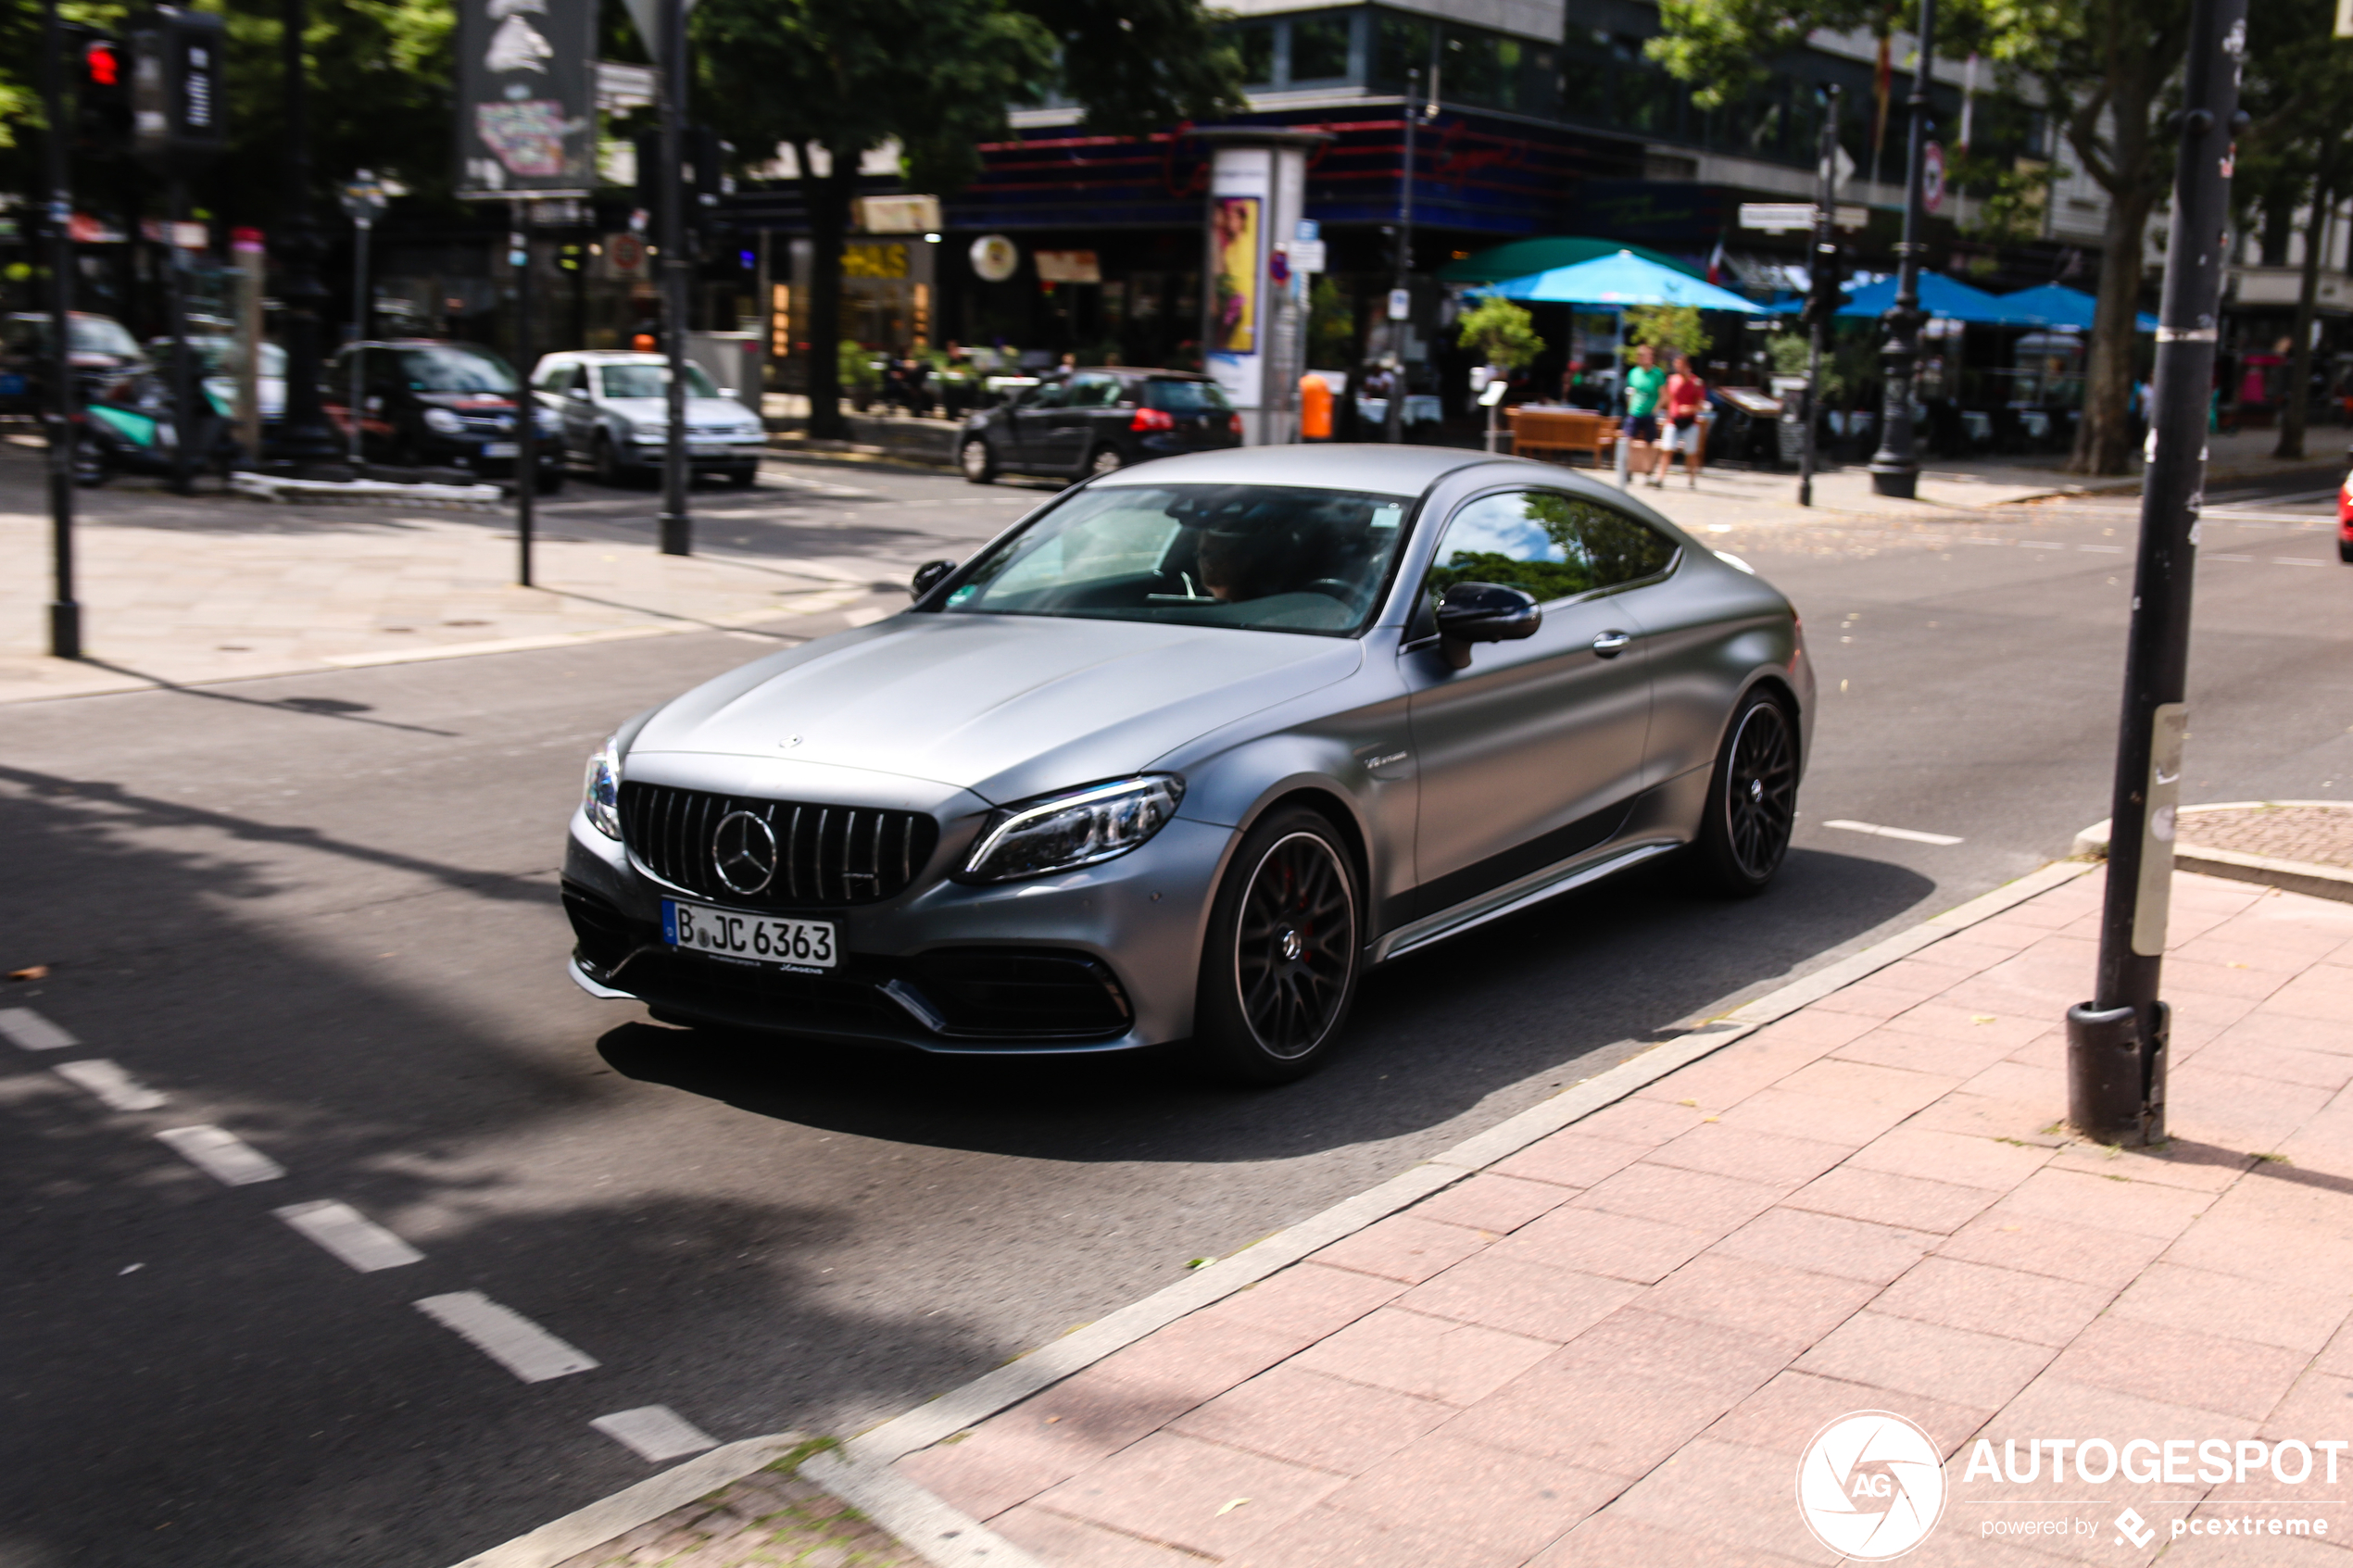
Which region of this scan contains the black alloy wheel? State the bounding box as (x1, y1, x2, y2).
(1195, 809, 1361, 1084)
(593, 433, 624, 486)
(1694, 690, 1798, 896)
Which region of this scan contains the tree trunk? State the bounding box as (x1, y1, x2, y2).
(2276, 172, 2331, 461)
(2070, 182, 2158, 475)
(802, 145, 859, 442)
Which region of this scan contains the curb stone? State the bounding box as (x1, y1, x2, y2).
(2073, 801, 2353, 904)
(453, 857, 2095, 1566)
(445, 1435, 1041, 1568)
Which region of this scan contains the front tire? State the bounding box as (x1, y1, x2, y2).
(2339, 535, 2353, 564)
(1087, 445, 1125, 477)
(1193, 809, 1362, 1085)
(593, 433, 625, 486)
(960, 436, 998, 483)
(1692, 689, 1799, 896)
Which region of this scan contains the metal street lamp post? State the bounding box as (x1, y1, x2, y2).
(338, 171, 388, 471)
(272, 0, 347, 474)
(40, 0, 80, 659)
(1867, 0, 1934, 500)
(1383, 69, 1423, 447)
(2065, 0, 2248, 1145)
(1801, 85, 1842, 508)
(657, 0, 691, 556)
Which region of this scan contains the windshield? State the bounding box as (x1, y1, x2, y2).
(1144, 379, 1232, 414)
(66, 317, 143, 358)
(397, 346, 517, 393)
(942, 483, 1414, 637)
(184, 338, 287, 376)
(598, 362, 719, 398)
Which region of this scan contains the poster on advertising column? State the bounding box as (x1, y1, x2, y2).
(1206, 148, 1270, 409)
(455, 0, 597, 199)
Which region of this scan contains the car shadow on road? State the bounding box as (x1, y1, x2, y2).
(596, 846, 1936, 1166)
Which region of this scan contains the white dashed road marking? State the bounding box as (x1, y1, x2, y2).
(52, 1060, 167, 1111)
(0, 1008, 78, 1051)
(1824, 819, 1966, 847)
(591, 1405, 718, 1461)
(274, 1200, 423, 1273)
(415, 1292, 600, 1382)
(156, 1124, 286, 1185)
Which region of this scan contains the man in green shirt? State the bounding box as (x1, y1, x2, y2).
(1622, 343, 1666, 480)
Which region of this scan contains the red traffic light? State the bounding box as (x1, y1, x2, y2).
(85, 40, 120, 86)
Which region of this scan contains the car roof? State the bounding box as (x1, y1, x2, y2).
(1091, 443, 1528, 497)
(545, 350, 671, 363)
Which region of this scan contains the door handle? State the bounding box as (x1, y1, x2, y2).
(1592, 630, 1633, 657)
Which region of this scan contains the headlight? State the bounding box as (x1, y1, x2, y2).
(582, 734, 623, 840)
(422, 408, 465, 435)
(962, 776, 1184, 883)
(535, 406, 560, 433)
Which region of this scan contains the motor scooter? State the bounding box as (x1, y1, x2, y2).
(68, 370, 240, 485)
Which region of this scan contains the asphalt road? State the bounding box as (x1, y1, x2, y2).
(1, 458, 2346, 1567)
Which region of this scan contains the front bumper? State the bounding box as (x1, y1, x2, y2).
(560, 806, 1227, 1053)
(625, 437, 766, 470)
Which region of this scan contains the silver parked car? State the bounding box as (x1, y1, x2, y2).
(531, 350, 767, 486)
(562, 445, 1813, 1082)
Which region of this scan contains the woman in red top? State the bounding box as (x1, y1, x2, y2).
(1655, 354, 1708, 487)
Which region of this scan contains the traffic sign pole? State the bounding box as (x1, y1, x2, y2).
(41, 0, 80, 659)
(1801, 85, 1841, 508)
(2066, 0, 2247, 1144)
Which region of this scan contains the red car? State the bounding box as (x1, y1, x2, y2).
(2339, 458, 2352, 562)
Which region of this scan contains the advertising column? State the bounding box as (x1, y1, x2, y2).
(1201, 130, 1326, 445)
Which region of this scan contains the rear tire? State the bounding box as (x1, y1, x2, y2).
(961, 436, 998, 483)
(728, 464, 759, 489)
(1087, 445, 1125, 477)
(593, 433, 625, 486)
(1692, 688, 1799, 897)
(1192, 809, 1362, 1085)
(2339, 536, 2353, 564)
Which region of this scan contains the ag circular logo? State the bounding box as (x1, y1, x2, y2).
(710, 809, 779, 895)
(1796, 1411, 1947, 1560)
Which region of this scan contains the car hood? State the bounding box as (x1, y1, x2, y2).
(601, 395, 755, 426)
(629, 613, 1362, 803)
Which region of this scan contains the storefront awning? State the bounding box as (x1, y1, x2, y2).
(1470, 250, 1761, 311)
(1438, 236, 1703, 285)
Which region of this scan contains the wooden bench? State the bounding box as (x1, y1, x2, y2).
(1505, 406, 1617, 467)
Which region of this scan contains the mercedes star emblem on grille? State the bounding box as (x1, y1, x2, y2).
(711, 809, 780, 895)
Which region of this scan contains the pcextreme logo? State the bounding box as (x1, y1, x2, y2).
(1796, 1411, 1948, 1560)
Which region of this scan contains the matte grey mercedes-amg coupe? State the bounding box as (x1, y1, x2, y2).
(561, 444, 1813, 1082)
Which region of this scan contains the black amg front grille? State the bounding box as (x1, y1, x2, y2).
(619, 783, 938, 908)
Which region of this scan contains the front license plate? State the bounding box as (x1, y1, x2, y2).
(661, 898, 837, 970)
(483, 441, 519, 458)
(688, 443, 725, 457)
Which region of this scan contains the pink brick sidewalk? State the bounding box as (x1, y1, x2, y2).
(893, 870, 2353, 1566)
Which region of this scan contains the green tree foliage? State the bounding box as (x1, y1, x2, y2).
(1305, 276, 1354, 370)
(1425, 495, 1675, 602)
(1646, 0, 2200, 476)
(1623, 304, 1710, 360)
(689, 0, 1243, 436)
(1454, 296, 1545, 370)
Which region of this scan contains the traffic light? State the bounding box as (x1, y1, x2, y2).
(1801, 233, 1847, 332)
(634, 126, 731, 249)
(73, 30, 132, 154)
(130, 7, 228, 174)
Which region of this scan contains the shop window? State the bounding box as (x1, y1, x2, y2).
(1231, 22, 1277, 87)
(1373, 10, 1432, 91)
(1290, 11, 1353, 82)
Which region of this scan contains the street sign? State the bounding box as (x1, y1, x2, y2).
(339, 171, 390, 226)
(1740, 203, 1818, 233)
(1835, 205, 1869, 230)
(1387, 287, 1410, 320)
(2339, 0, 2352, 36)
(1295, 219, 1320, 242)
(1923, 143, 1946, 213)
(1832, 143, 1856, 192)
(1288, 238, 1327, 273)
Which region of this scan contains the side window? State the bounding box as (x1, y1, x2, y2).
(1068, 373, 1124, 408)
(1027, 381, 1073, 409)
(1424, 491, 1677, 604)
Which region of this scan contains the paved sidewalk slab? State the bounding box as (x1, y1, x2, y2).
(891, 870, 2353, 1566)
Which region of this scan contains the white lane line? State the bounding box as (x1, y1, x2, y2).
(52, 1059, 166, 1111)
(274, 1200, 423, 1273)
(0, 1008, 77, 1051)
(156, 1124, 285, 1185)
(2273, 557, 2323, 567)
(415, 1292, 599, 1383)
(2077, 543, 2125, 553)
(1824, 819, 1966, 847)
(591, 1406, 718, 1462)
(2205, 553, 2254, 561)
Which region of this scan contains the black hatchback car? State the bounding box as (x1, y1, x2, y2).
(323, 339, 563, 488)
(959, 368, 1241, 483)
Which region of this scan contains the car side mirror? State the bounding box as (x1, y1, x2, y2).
(1433, 582, 1541, 670)
(568, 386, 588, 399)
(910, 558, 957, 600)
